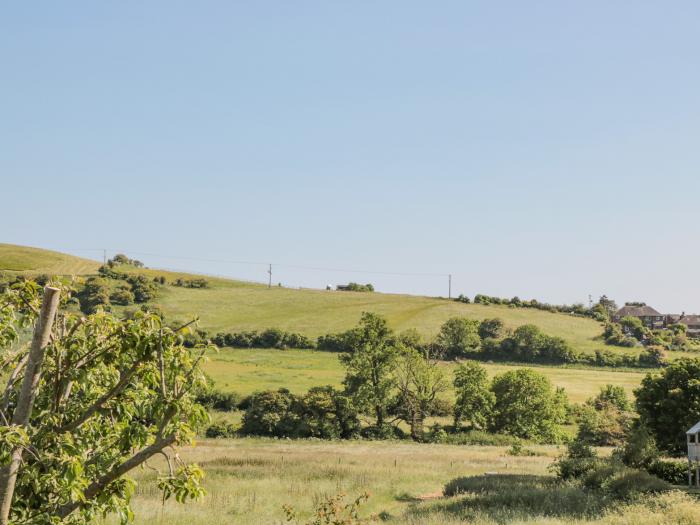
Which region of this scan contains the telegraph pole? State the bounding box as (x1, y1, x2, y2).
(268, 264, 272, 288)
(103, 249, 107, 265)
(448, 274, 452, 299)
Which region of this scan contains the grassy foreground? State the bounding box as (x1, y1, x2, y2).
(204, 348, 646, 404)
(99, 439, 700, 525)
(0, 243, 100, 275)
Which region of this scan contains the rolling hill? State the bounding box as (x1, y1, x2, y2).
(1, 243, 612, 355)
(0, 243, 100, 275)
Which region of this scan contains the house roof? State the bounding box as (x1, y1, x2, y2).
(687, 421, 700, 434)
(614, 305, 663, 317)
(677, 315, 700, 326)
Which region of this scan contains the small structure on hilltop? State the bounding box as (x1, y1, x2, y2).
(687, 422, 700, 487)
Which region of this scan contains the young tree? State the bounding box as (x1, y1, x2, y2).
(452, 361, 495, 429)
(0, 282, 209, 524)
(489, 369, 568, 443)
(434, 317, 481, 359)
(393, 347, 448, 440)
(339, 313, 398, 429)
(635, 358, 700, 455)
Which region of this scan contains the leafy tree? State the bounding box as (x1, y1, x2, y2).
(434, 317, 480, 359)
(78, 276, 111, 314)
(127, 274, 158, 303)
(635, 358, 700, 455)
(339, 313, 398, 429)
(597, 295, 618, 319)
(478, 318, 504, 340)
(300, 386, 360, 439)
(489, 369, 568, 443)
(393, 347, 448, 440)
(0, 282, 208, 524)
(613, 424, 659, 468)
(589, 384, 631, 412)
(452, 362, 494, 429)
(240, 388, 301, 437)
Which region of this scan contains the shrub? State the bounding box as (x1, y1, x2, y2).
(552, 438, 599, 480)
(240, 389, 302, 437)
(109, 286, 134, 306)
(647, 459, 688, 485)
(478, 318, 504, 340)
(173, 278, 208, 288)
(583, 463, 671, 500)
(196, 390, 242, 412)
(78, 276, 111, 314)
(613, 424, 659, 469)
(299, 386, 360, 439)
(127, 274, 158, 303)
(489, 369, 568, 443)
(205, 423, 237, 438)
(455, 294, 470, 304)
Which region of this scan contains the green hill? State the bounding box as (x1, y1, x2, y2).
(0, 243, 100, 275)
(0, 243, 614, 355)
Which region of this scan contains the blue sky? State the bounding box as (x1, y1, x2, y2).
(2, 1, 699, 312)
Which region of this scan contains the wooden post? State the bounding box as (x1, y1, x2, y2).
(0, 287, 60, 525)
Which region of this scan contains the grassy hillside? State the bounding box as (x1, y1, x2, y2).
(205, 348, 645, 404)
(0, 243, 100, 275)
(0, 244, 634, 357)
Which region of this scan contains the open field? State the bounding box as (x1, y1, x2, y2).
(99, 439, 700, 525)
(204, 348, 647, 404)
(0, 243, 100, 275)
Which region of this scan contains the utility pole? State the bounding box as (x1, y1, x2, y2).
(103, 249, 107, 265)
(268, 264, 272, 288)
(588, 294, 593, 309)
(448, 274, 452, 299)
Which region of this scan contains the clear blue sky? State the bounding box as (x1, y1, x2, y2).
(2, 1, 699, 313)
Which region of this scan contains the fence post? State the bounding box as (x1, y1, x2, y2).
(0, 286, 60, 525)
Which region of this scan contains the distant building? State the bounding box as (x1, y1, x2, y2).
(612, 304, 665, 330)
(674, 314, 700, 337)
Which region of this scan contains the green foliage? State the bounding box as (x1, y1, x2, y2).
(339, 283, 374, 292)
(552, 438, 599, 480)
(619, 316, 648, 341)
(435, 317, 481, 358)
(576, 384, 633, 446)
(78, 276, 111, 314)
(205, 423, 237, 438)
(582, 463, 670, 500)
(109, 284, 135, 306)
(240, 389, 301, 437)
(213, 328, 314, 350)
(478, 318, 504, 340)
(196, 389, 242, 412)
(0, 282, 209, 524)
(127, 274, 159, 303)
(489, 368, 568, 443)
(392, 346, 448, 440)
(613, 424, 659, 469)
(173, 278, 209, 288)
(452, 361, 494, 429)
(340, 313, 398, 428)
(634, 358, 700, 455)
(589, 384, 632, 412)
(299, 386, 360, 439)
(108, 253, 144, 267)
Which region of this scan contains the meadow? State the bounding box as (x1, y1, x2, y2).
(100, 439, 700, 525)
(205, 348, 646, 404)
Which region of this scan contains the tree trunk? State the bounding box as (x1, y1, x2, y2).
(375, 406, 384, 428)
(410, 413, 424, 442)
(0, 287, 60, 525)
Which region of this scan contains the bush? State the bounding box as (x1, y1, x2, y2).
(478, 318, 504, 340)
(196, 390, 242, 412)
(109, 286, 134, 306)
(613, 424, 659, 469)
(240, 389, 302, 437)
(360, 424, 406, 440)
(437, 430, 522, 446)
(299, 386, 360, 439)
(127, 274, 158, 303)
(173, 278, 208, 288)
(489, 369, 568, 443)
(647, 459, 688, 485)
(78, 277, 111, 314)
(583, 463, 671, 500)
(205, 423, 237, 438)
(552, 438, 599, 481)
(317, 332, 353, 352)
(213, 328, 314, 350)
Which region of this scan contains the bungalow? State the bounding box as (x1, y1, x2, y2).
(675, 314, 700, 337)
(612, 304, 665, 330)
